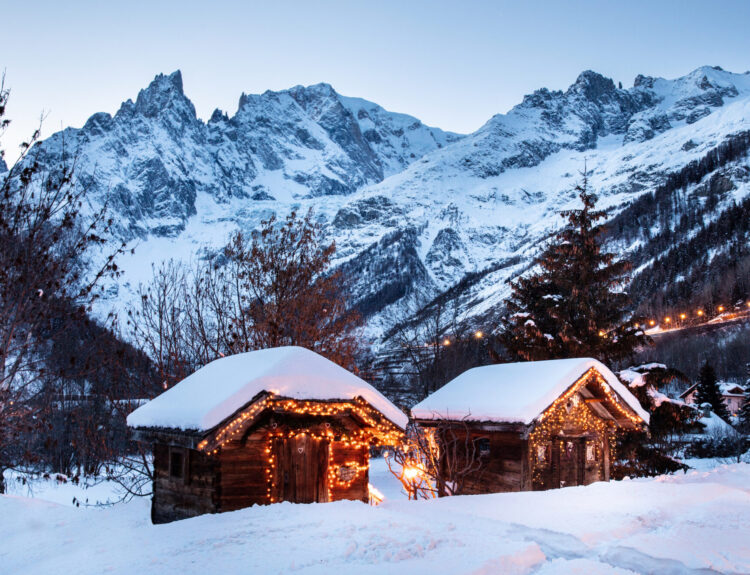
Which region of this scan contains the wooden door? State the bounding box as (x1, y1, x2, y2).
(274, 434, 329, 503)
(554, 438, 584, 488)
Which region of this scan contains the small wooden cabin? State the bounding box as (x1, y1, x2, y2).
(411, 358, 649, 493)
(127, 347, 407, 524)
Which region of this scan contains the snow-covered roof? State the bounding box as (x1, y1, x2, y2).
(411, 358, 649, 425)
(127, 347, 408, 432)
(681, 381, 746, 399)
(719, 382, 746, 396)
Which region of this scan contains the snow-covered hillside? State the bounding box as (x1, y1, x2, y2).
(17, 66, 750, 340)
(331, 67, 750, 327)
(2, 460, 749, 574)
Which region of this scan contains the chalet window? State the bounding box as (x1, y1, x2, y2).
(586, 443, 597, 462)
(536, 444, 548, 464)
(563, 441, 575, 460)
(476, 438, 491, 457)
(169, 448, 185, 480)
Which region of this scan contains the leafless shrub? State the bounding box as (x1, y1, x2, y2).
(385, 420, 485, 499)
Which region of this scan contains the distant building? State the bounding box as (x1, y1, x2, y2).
(680, 382, 746, 417)
(128, 347, 407, 524)
(411, 358, 649, 494)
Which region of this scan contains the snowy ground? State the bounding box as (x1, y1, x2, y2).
(2, 459, 749, 574)
(2, 470, 129, 507)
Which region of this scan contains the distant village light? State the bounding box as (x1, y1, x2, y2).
(475, 331, 483, 339)
(443, 338, 451, 346)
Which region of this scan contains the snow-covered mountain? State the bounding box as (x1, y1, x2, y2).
(29, 71, 459, 239)
(18, 66, 750, 342)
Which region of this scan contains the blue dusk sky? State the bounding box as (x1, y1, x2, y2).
(2, 0, 750, 156)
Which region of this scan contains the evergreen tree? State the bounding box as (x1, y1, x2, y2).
(694, 361, 730, 422)
(500, 172, 649, 363)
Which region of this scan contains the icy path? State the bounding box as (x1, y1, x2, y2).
(2, 462, 749, 574)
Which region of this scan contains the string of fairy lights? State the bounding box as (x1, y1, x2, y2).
(262, 428, 373, 503)
(197, 397, 272, 454)
(195, 394, 403, 503)
(530, 368, 646, 488)
(192, 370, 645, 503)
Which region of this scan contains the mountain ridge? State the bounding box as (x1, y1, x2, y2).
(12, 65, 750, 344)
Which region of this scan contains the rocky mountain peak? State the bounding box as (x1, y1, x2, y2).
(569, 70, 618, 98)
(287, 83, 353, 126)
(633, 74, 655, 89)
(134, 70, 194, 120)
(208, 108, 229, 123)
(287, 82, 338, 104)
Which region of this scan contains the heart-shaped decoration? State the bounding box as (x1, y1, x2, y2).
(297, 447, 304, 453)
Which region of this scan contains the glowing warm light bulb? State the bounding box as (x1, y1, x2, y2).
(475, 331, 483, 339)
(697, 310, 704, 316)
(403, 466, 420, 480)
(598, 330, 605, 337)
(680, 313, 686, 320)
(664, 317, 671, 323)
(718, 306, 724, 312)
(443, 338, 451, 346)
(649, 320, 656, 326)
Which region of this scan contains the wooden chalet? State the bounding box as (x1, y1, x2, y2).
(411, 358, 649, 494)
(127, 347, 407, 524)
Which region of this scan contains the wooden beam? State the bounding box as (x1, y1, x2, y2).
(413, 419, 527, 434)
(131, 428, 203, 449)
